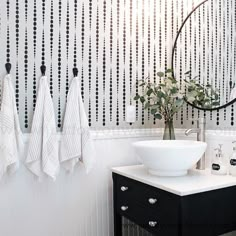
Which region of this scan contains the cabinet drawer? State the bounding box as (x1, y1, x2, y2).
(117, 201, 179, 236)
(115, 175, 137, 200)
(114, 173, 180, 225)
(116, 174, 160, 205)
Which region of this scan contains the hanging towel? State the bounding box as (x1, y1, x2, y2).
(60, 76, 95, 173)
(26, 76, 59, 181)
(0, 74, 23, 179)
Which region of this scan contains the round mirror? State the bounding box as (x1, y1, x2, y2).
(172, 0, 236, 110)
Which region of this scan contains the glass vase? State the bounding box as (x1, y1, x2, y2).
(163, 119, 175, 140)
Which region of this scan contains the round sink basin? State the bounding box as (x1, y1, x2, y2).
(133, 140, 207, 177)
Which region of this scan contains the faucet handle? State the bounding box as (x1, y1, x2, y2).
(214, 144, 223, 152)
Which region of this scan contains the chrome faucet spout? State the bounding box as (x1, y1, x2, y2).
(184, 118, 206, 170)
(185, 128, 201, 136)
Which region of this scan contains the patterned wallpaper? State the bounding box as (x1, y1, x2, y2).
(0, 0, 235, 132)
(173, 0, 236, 128)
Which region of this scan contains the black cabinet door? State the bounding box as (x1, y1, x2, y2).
(113, 172, 236, 236)
(113, 173, 180, 236)
(180, 186, 236, 236)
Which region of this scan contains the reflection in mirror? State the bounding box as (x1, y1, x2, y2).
(172, 0, 236, 110)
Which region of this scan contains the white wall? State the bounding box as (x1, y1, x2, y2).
(0, 129, 236, 236)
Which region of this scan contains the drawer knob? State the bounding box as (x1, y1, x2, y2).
(121, 186, 128, 192)
(148, 198, 157, 204)
(121, 206, 128, 211)
(149, 221, 157, 227)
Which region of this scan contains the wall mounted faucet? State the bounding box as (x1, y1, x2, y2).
(185, 118, 206, 170)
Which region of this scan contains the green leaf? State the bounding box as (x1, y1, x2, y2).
(140, 96, 145, 103)
(157, 72, 164, 77)
(165, 69, 173, 73)
(170, 87, 177, 94)
(151, 108, 158, 114)
(168, 77, 177, 83)
(150, 104, 159, 109)
(157, 91, 164, 98)
(189, 91, 198, 97)
(134, 95, 140, 100)
(175, 99, 184, 107)
(144, 102, 151, 109)
(187, 96, 195, 103)
(192, 75, 200, 80)
(212, 101, 220, 106)
(154, 113, 162, 119)
(147, 88, 153, 96)
(139, 82, 146, 87)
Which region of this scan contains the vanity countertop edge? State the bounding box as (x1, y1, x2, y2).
(111, 165, 236, 196)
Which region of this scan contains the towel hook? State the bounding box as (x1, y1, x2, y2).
(73, 68, 78, 77)
(5, 63, 11, 74)
(40, 65, 46, 76)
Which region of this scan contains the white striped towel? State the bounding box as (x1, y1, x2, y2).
(0, 74, 23, 179)
(26, 76, 59, 181)
(60, 76, 96, 173)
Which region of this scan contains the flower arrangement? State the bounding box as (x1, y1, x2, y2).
(134, 69, 219, 140)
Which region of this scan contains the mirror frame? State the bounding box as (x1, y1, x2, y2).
(171, 0, 236, 111)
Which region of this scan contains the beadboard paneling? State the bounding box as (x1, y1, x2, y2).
(0, 129, 236, 236)
(0, 0, 235, 131)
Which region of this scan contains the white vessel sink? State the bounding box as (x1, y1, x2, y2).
(133, 140, 207, 177)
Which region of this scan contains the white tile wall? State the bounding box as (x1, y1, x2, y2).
(0, 129, 236, 236)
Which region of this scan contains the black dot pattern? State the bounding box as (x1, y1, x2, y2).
(81, 67, 84, 101)
(141, 0, 145, 125)
(129, 0, 133, 109)
(32, 0, 37, 110)
(1, 0, 235, 130)
(6, 0, 10, 63)
(122, 0, 126, 121)
(41, 29, 45, 66)
(15, 0, 20, 110)
(153, 0, 157, 125)
(103, 36, 106, 126)
(180, 0, 183, 125)
(174, 0, 236, 129)
(50, 0, 54, 97)
(15, 0, 19, 56)
(57, 0, 62, 129)
(15, 63, 19, 112)
(109, 5, 113, 121)
(73, 0, 77, 81)
(24, 0, 28, 129)
(33, 64, 36, 111)
(65, 0, 69, 98)
(147, 0, 151, 121)
(81, 3, 85, 61)
(87, 1, 93, 126)
(164, 0, 167, 71)
(135, 0, 139, 121)
(96, 68, 99, 122)
(95, 4, 99, 122)
(88, 38, 92, 127)
(96, 6, 99, 62)
(116, 0, 120, 126)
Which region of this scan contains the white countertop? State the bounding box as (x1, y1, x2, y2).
(111, 165, 236, 196)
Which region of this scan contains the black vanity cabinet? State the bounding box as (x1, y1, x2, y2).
(112, 172, 236, 236)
